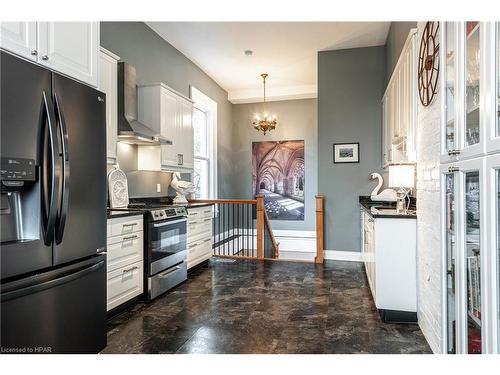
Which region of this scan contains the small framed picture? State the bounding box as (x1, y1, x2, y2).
(333, 142, 359, 163)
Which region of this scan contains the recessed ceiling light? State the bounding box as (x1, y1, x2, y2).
(244, 49, 253, 56)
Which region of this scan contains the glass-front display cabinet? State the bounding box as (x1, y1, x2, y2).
(441, 21, 500, 354)
(441, 160, 484, 354)
(441, 22, 491, 163)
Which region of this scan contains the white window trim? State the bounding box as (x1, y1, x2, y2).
(190, 86, 218, 199)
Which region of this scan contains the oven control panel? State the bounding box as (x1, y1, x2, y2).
(150, 206, 187, 221)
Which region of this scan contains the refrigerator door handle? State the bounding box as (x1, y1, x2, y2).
(39, 91, 60, 245)
(1, 260, 104, 302)
(54, 93, 70, 244)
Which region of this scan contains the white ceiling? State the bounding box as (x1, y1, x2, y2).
(146, 22, 391, 103)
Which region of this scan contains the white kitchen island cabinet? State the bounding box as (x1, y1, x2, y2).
(360, 203, 417, 322)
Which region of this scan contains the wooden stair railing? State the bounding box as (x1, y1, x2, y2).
(188, 195, 279, 260)
(263, 206, 279, 259)
(315, 195, 325, 264)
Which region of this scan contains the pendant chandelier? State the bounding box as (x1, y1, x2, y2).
(253, 73, 277, 135)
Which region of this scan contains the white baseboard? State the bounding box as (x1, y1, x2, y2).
(324, 250, 363, 262)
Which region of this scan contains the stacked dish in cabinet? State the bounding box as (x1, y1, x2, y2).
(106, 215, 144, 311)
(187, 206, 214, 269)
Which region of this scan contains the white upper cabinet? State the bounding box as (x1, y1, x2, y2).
(98, 47, 120, 164)
(441, 22, 499, 163)
(37, 22, 99, 87)
(382, 28, 417, 167)
(138, 83, 194, 172)
(0, 22, 37, 61)
(0, 22, 99, 87)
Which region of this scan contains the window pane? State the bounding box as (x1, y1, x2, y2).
(465, 170, 481, 354)
(193, 107, 207, 158)
(194, 158, 209, 199)
(445, 173, 457, 354)
(465, 22, 480, 147)
(446, 23, 456, 152)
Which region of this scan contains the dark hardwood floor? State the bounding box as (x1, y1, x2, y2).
(102, 258, 431, 354)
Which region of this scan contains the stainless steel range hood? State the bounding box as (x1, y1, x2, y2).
(117, 62, 172, 145)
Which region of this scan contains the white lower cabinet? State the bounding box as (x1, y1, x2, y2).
(107, 261, 143, 312)
(106, 215, 144, 311)
(361, 208, 417, 319)
(187, 206, 213, 269)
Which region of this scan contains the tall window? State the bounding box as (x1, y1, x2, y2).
(191, 87, 217, 199)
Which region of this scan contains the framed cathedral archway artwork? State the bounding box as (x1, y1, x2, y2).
(252, 140, 305, 221)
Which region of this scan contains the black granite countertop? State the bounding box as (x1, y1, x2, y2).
(359, 196, 417, 219)
(107, 209, 144, 219)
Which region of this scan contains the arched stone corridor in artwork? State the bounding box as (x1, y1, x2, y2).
(252, 140, 305, 221)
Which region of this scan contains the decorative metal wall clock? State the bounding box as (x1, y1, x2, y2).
(418, 21, 440, 106)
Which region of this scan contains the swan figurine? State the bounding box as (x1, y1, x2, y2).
(369, 172, 397, 202)
(170, 172, 196, 204)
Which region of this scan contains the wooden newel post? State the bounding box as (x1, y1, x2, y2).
(315, 194, 325, 264)
(256, 194, 264, 259)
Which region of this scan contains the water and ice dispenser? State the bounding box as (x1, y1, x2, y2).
(0, 157, 38, 244)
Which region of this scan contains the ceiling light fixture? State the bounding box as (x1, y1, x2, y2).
(252, 73, 277, 135)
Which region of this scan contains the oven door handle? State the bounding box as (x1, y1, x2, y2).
(158, 264, 183, 279)
(152, 218, 187, 228)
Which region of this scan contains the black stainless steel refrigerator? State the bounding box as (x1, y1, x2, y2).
(0, 51, 107, 353)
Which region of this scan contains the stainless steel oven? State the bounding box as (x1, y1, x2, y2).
(145, 207, 188, 300)
(147, 217, 187, 275)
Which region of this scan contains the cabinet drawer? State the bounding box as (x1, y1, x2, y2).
(107, 216, 143, 237)
(187, 206, 213, 222)
(187, 217, 212, 238)
(107, 260, 143, 311)
(187, 238, 212, 264)
(107, 231, 143, 272)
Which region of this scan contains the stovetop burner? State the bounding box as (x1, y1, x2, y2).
(110, 197, 187, 221)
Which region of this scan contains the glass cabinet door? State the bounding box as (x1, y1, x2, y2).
(464, 22, 481, 148)
(464, 169, 482, 353)
(496, 23, 499, 139)
(497, 168, 500, 352)
(445, 172, 457, 353)
(444, 23, 457, 156)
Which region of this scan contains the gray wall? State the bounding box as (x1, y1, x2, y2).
(385, 22, 417, 83)
(318, 46, 386, 251)
(231, 99, 318, 231)
(100, 22, 233, 198)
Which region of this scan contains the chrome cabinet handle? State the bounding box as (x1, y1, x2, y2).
(203, 238, 212, 243)
(189, 243, 198, 249)
(123, 235, 138, 241)
(122, 266, 138, 274)
(203, 218, 212, 222)
(31, 50, 38, 56)
(448, 166, 459, 172)
(177, 154, 183, 165)
(41, 55, 49, 60)
(447, 149, 460, 156)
